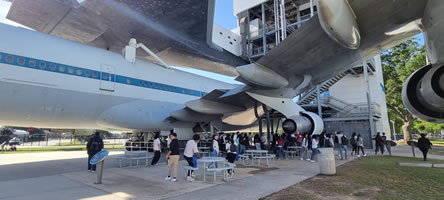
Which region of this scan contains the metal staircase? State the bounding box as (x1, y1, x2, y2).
(297, 71, 348, 105)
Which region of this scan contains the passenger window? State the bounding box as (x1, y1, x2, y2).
(39, 62, 46, 69)
(59, 65, 65, 72)
(68, 67, 74, 74)
(85, 70, 90, 77)
(143, 82, 148, 87)
(18, 57, 25, 65)
(6, 55, 13, 63)
(92, 71, 98, 78)
(29, 60, 36, 67)
(127, 78, 131, 84)
(76, 69, 82, 75)
(102, 73, 108, 80)
(50, 63, 56, 71)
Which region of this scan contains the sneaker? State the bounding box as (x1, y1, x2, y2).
(300, 158, 304, 160)
(310, 160, 316, 163)
(186, 177, 195, 182)
(363, 154, 367, 157)
(88, 170, 92, 172)
(306, 158, 311, 161)
(357, 155, 361, 157)
(172, 178, 177, 182)
(165, 176, 171, 181)
(92, 171, 96, 173)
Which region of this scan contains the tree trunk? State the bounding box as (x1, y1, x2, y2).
(402, 120, 412, 141)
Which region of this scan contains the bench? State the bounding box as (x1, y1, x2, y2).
(255, 154, 276, 166)
(117, 155, 153, 168)
(238, 154, 249, 165)
(183, 166, 199, 180)
(207, 166, 234, 183)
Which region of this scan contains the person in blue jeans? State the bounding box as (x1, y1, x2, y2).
(86, 132, 104, 172)
(310, 135, 319, 162)
(208, 135, 219, 168)
(276, 135, 286, 159)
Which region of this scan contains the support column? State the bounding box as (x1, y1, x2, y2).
(261, 3, 267, 54)
(364, 61, 376, 147)
(274, 0, 280, 44)
(263, 104, 271, 151)
(316, 85, 323, 119)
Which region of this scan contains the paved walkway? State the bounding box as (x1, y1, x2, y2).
(0, 150, 354, 200)
(390, 145, 444, 160)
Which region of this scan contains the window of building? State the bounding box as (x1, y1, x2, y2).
(29, 60, 36, 67)
(39, 62, 46, 69)
(59, 65, 65, 72)
(50, 63, 56, 71)
(68, 67, 74, 74)
(6, 55, 13, 63)
(18, 57, 25, 65)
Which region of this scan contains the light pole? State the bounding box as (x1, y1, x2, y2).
(390, 120, 396, 141)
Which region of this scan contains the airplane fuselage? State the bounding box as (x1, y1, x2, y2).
(0, 24, 236, 131)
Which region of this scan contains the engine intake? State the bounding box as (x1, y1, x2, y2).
(282, 112, 324, 135)
(402, 64, 444, 123)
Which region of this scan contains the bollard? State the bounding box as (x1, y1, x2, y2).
(318, 148, 336, 175)
(95, 161, 105, 184)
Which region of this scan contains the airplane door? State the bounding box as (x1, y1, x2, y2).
(100, 65, 115, 92)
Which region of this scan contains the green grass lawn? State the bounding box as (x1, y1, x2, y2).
(263, 156, 444, 200)
(431, 140, 444, 146)
(1, 145, 123, 154)
(343, 156, 444, 200)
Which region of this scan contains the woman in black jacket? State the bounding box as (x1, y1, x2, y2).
(417, 134, 432, 161)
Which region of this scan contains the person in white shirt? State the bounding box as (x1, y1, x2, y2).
(310, 136, 319, 162)
(301, 134, 310, 160)
(151, 132, 162, 166)
(261, 134, 268, 151)
(208, 135, 219, 168)
(184, 134, 201, 181)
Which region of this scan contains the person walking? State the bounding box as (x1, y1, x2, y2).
(165, 132, 179, 182)
(335, 131, 348, 160)
(310, 135, 319, 162)
(301, 133, 309, 160)
(184, 134, 201, 181)
(374, 132, 384, 155)
(225, 138, 237, 175)
(239, 134, 247, 155)
(151, 132, 162, 166)
(254, 133, 261, 150)
(276, 135, 286, 160)
(356, 134, 366, 157)
(382, 132, 392, 156)
(86, 132, 104, 172)
(207, 134, 220, 168)
(350, 132, 357, 156)
(417, 134, 432, 161)
(261, 133, 268, 151)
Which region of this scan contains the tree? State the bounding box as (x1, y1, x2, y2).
(381, 39, 426, 142)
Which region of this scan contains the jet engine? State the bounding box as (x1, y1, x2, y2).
(402, 64, 444, 123)
(282, 112, 324, 135)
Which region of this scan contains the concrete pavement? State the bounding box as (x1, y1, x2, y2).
(0, 149, 355, 200)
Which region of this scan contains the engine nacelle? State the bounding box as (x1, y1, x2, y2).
(402, 64, 444, 123)
(282, 112, 324, 135)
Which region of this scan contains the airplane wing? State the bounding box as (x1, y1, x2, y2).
(6, 0, 246, 76)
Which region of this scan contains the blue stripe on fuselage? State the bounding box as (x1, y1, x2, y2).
(0, 52, 204, 97)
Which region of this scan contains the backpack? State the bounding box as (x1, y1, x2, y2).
(229, 144, 237, 153)
(350, 137, 356, 145)
(296, 137, 303, 145)
(341, 136, 349, 145)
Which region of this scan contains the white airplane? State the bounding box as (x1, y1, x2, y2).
(0, 0, 443, 136)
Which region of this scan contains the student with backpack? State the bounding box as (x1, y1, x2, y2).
(86, 132, 104, 172)
(225, 139, 237, 175)
(350, 132, 357, 156)
(356, 134, 366, 157)
(336, 131, 348, 160)
(301, 133, 309, 160)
